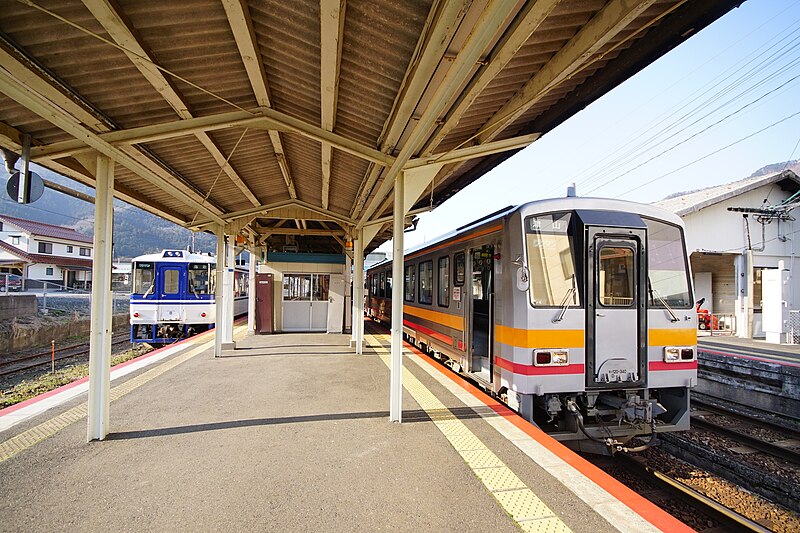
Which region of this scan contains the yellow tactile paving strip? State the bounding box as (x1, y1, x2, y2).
(366, 333, 572, 533)
(0, 327, 244, 464)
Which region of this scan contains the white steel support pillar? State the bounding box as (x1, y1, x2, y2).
(87, 154, 114, 441)
(345, 251, 352, 334)
(221, 234, 235, 350)
(214, 226, 224, 357)
(247, 248, 256, 335)
(352, 228, 365, 353)
(389, 173, 405, 422)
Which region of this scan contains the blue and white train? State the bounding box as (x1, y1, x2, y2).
(129, 250, 248, 343)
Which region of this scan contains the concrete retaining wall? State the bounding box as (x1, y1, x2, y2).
(696, 351, 799, 421)
(0, 294, 37, 320)
(0, 314, 129, 354)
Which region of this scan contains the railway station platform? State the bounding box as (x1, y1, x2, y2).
(698, 335, 800, 367)
(0, 326, 689, 532)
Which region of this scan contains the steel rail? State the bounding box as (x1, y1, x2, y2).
(690, 416, 800, 466)
(692, 397, 800, 440)
(0, 336, 131, 377)
(616, 454, 772, 533)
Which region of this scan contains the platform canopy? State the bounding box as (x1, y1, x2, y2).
(0, 0, 741, 253)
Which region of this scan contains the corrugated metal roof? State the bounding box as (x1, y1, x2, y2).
(654, 169, 800, 216)
(0, 0, 743, 253)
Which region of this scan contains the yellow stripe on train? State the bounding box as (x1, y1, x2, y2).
(495, 325, 585, 349)
(648, 328, 696, 346)
(403, 304, 464, 331)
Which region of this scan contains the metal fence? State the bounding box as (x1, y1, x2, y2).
(0, 274, 130, 317)
(789, 310, 800, 345)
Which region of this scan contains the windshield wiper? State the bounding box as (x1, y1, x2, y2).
(553, 277, 576, 323)
(650, 283, 679, 322)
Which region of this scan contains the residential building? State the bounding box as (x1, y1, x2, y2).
(0, 214, 93, 289)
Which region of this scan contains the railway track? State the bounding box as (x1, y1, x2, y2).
(610, 453, 773, 532)
(0, 335, 132, 377)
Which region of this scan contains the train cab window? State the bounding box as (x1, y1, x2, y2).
(163, 269, 180, 295)
(419, 261, 433, 304)
(644, 218, 692, 308)
(188, 263, 211, 295)
(438, 256, 450, 307)
(525, 213, 580, 307)
(598, 247, 634, 307)
(453, 252, 465, 286)
(379, 272, 385, 298)
(132, 262, 154, 295)
(404, 265, 416, 302)
(209, 266, 217, 294)
(385, 272, 392, 299)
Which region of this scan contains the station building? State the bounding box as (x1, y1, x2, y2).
(655, 166, 800, 339)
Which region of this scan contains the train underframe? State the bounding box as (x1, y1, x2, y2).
(401, 324, 690, 456)
(130, 322, 212, 344)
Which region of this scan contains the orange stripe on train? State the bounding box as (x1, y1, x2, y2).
(495, 325, 584, 349)
(648, 328, 696, 346)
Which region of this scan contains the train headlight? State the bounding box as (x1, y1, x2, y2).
(533, 349, 568, 366)
(664, 346, 695, 362)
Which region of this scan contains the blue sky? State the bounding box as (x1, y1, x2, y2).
(382, 0, 800, 253)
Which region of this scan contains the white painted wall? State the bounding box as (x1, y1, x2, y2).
(680, 183, 800, 334)
(258, 261, 345, 332)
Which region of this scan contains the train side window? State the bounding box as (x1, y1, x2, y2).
(386, 271, 392, 299)
(453, 252, 465, 286)
(404, 265, 416, 302)
(438, 256, 450, 307)
(379, 272, 385, 298)
(419, 261, 433, 304)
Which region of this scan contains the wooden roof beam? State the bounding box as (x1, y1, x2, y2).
(357, 0, 521, 227)
(349, 0, 470, 220)
(320, 0, 345, 210)
(0, 68, 225, 225)
(421, 0, 560, 155)
(476, 0, 658, 144)
(222, 0, 298, 200)
(83, 0, 261, 207)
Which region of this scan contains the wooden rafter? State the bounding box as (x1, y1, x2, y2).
(320, 0, 345, 210)
(81, 0, 261, 208)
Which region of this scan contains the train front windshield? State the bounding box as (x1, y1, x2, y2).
(132, 262, 154, 295)
(188, 263, 212, 295)
(644, 218, 692, 308)
(525, 213, 580, 307)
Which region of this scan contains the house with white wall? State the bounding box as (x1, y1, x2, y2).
(654, 167, 800, 338)
(0, 214, 93, 289)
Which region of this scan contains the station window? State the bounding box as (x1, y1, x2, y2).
(453, 252, 465, 286)
(385, 271, 392, 299)
(419, 261, 433, 304)
(46, 267, 54, 276)
(79, 247, 90, 257)
(66, 245, 73, 253)
(404, 265, 416, 302)
(379, 271, 385, 298)
(438, 256, 450, 307)
(38, 242, 53, 254)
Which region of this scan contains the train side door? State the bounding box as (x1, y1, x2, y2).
(156, 263, 184, 322)
(586, 228, 646, 388)
(469, 245, 494, 382)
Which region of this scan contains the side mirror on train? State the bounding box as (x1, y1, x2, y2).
(516, 266, 529, 292)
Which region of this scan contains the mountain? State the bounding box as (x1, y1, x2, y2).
(0, 160, 215, 258)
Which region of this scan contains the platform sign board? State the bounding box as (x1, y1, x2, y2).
(7, 170, 44, 204)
